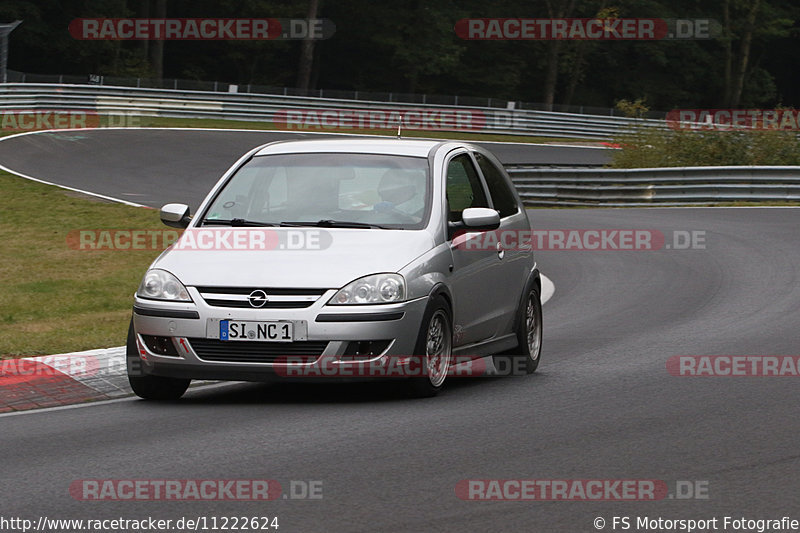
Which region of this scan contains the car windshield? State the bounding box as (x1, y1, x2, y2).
(201, 153, 430, 229)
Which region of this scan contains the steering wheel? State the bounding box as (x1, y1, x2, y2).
(373, 202, 417, 223)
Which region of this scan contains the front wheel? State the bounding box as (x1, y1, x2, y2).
(128, 374, 191, 401)
(126, 320, 190, 400)
(494, 286, 542, 375)
(406, 296, 452, 398)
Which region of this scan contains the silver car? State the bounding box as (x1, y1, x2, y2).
(127, 138, 542, 398)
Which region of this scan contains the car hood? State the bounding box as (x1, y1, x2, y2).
(152, 228, 435, 289)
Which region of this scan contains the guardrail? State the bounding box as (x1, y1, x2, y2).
(2, 83, 795, 206)
(0, 83, 665, 140)
(7, 69, 667, 118)
(508, 166, 800, 206)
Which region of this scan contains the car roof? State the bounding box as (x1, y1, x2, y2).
(254, 137, 453, 158)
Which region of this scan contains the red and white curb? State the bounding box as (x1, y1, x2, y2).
(1, 276, 554, 413)
(0, 346, 128, 413)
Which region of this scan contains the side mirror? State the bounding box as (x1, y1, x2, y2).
(160, 203, 191, 228)
(461, 207, 500, 231)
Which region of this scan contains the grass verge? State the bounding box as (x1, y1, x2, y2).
(0, 114, 582, 145)
(0, 171, 164, 358)
(610, 126, 800, 168)
(131, 116, 582, 144)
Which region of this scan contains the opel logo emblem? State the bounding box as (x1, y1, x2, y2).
(248, 290, 268, 308)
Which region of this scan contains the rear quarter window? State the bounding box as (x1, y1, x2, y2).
(474, 152, 519, 218)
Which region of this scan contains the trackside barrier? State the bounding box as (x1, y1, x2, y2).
(0, 83, 664, 140)
(507, 166, 800, 206)
(2, 84, 797, 205)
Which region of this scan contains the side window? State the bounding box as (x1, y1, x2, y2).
(474, 152, 519, 218)
(446, 154, 488, 222)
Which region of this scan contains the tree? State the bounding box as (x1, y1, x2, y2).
(542, 0, 576, 110)
(296, 0, 319, 91)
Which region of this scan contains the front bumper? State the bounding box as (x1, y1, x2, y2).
(131, 287, 429, 381)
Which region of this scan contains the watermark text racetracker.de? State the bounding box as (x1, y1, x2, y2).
(0, 110, 149, 131)
(455, 479, 709, 501)
(1, 355, 102, 379)
(667, 108, 800, 131)
(667, 356, 800, 377)
(453, 229, 706, 251)
(272, 108, 602, 133)
(66, 228, 332, 251)
(68, 479, 322, 501)
(0, 110, 100, 131)
(274, 108, 486, 132)
(65, 228, 706, 252)
(69, 18, 335, 40)
(455, 18, 719, 40)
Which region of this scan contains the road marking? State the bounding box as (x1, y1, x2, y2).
(0, 127, 607, 209)
(0, 160, 148, 208)
(0, 381, 237, 418)
(541, 274, 555, 304)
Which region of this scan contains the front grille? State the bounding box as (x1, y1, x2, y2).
(195, 286, 327, 309)
(187, 338, 328, 363)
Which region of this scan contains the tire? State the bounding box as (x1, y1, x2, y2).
(494, 285, 542, 375)
(406, 296, 452, 398)
(126, 320, 190, 400)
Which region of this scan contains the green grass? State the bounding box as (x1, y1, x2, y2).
(0, 172, 165, 358)
(2, 114, 583, 143)
(101, 115, 581, 144)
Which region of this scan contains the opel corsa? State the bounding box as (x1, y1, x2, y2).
(128, 138, 542, 398)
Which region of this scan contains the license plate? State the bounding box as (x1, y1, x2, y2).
(220, 320, 293, 342)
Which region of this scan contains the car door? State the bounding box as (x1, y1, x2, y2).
(473, 149, 532, 338)
(445, 151, 507, 348)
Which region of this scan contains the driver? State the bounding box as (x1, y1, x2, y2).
(374, 169, 419, 214)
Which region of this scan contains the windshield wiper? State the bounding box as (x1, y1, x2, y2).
(201, 218, 276, 227)
(279, 219, 396, 229)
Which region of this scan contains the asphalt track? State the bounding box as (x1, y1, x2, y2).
(2, 130, 800, 532)
(0, 128, 609, 209)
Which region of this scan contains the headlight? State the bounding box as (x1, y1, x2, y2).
(329, 273, 405, 305)
(137, 269, 192, 301)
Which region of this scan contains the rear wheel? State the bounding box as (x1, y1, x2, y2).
(406, 296, 452, 397)
(494, 286, 542, 375)
(126, 320, 190, 400)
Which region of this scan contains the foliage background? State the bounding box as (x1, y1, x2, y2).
(1, 0, 799, 111)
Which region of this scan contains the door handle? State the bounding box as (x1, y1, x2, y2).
(496, 242, 505, 259)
